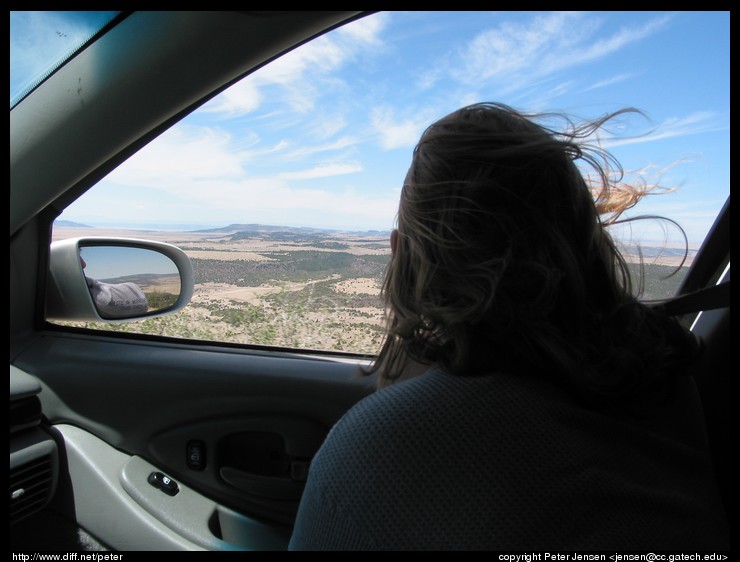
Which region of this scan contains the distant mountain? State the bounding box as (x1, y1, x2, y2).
(55, 220, 92, 228)
(619, 245, 697, 259)
(196, 223, 329, 234)
(196, 223, 390, 236)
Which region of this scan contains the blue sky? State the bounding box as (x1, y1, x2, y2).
(29, 11, 729, 247)
(80, 246, 179, 279)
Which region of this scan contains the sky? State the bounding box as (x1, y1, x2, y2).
(13, 11, 730, 247)
(80, 246, 179, 279)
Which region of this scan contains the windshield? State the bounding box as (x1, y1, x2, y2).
(10, 10, 120, 108)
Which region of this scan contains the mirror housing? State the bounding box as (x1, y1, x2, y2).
(46, 237, 193, 323)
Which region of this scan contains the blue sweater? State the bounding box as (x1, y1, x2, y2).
(289, 367, 728, 550)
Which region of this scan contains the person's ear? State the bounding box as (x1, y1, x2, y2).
(390, 229, 398, 256)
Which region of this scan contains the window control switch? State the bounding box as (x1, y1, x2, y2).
(148, 471, 179, 496)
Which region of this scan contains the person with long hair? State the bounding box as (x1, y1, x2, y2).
(289, 103, 728, 550)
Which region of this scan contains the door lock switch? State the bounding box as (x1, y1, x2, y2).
(187, 440, 206, 470)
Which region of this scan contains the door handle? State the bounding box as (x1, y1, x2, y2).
(220, 466, 305, 501)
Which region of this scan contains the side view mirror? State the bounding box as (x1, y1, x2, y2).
(46, 237, 194, 323)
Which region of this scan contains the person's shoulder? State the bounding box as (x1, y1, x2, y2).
(305, 371, 454, 497)
(336, 368, 479, 429)
(316, 368, 525, 462)
(319, 370, 441, 441)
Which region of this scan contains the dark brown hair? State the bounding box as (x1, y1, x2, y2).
(369, 103, 697, 406)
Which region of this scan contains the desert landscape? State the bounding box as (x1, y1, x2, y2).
(53, 224, 391, 354)
(52, 223, 692, 354)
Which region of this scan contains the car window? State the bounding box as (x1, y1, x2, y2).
(48, 11, 729, 355)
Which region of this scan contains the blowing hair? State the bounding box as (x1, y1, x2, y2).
(368, 102, 698, 407)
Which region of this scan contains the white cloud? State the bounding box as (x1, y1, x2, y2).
(282, 136, 361, 160)
(100, 174, 397, 230)
(310, 113, 349, 141)
(105, 125, 245, 187)
(265, 38, 344, 84)
(95, 151, 398, 228)
(107, 117, 368, 185)
(336, 12, 389, 46)
(559, 13, 673, 70)
(584, 72, 638, 92)
(200, 79, 262, 117)
(277, 163, 363, 181)
(198, 12, 389, 118)
(599, 111, 727, 148)
(416, 67, 444, 91)
(96, 119, 392, 229)
(453, 12, 585, 86)
(450, 12, 673, 97)
(371, 106, 428, 150)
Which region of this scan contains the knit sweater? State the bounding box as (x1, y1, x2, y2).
(289, 367, 728, 551)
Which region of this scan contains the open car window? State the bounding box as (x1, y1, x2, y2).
(47, 11, 730, 355)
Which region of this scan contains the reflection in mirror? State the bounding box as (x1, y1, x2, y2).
(79, 245, 181, 319)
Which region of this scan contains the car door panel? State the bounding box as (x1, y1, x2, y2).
(148, 414, 327, 518)
(55, 423, 294, 551)
(54, 423, 206, 551)
(13, 330, 375, 545)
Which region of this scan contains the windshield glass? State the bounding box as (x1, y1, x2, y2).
(10, 10, 120, 108)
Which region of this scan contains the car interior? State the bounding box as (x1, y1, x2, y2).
(10, 11, 729, 551)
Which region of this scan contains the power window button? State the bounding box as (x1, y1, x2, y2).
(148, 471, 179, 496)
